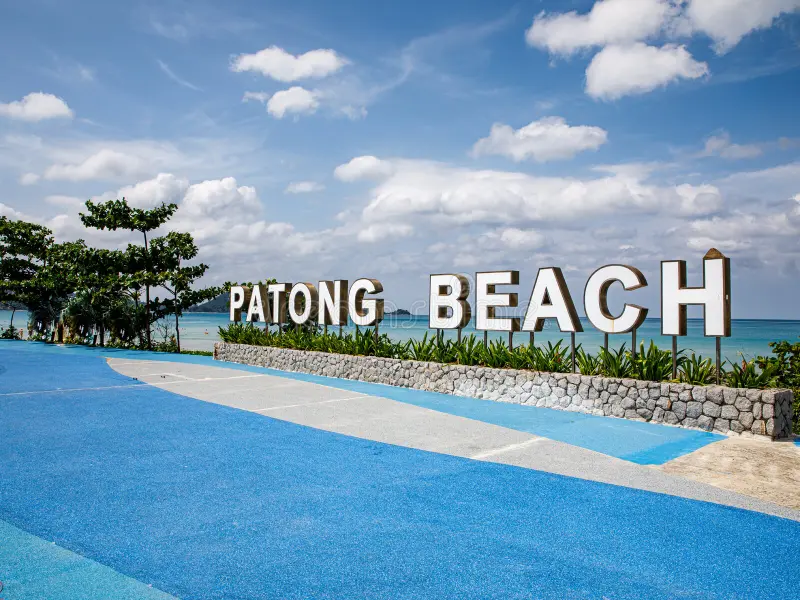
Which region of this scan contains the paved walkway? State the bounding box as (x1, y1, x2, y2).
(2, 341, 799, 600)
(110, 357, 799, 519)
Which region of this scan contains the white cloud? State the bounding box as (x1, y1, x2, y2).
(43, 149, 145, 182)
(334, 156, 395, 182)
(472, 117, 608, 162)
(0, 203, 25, 219)
(349, 158, 721, 227)
(179, 177, 259, 220)
(19, 172, 40, 185)
(701, 132, 763, 159)
(357, 222, 414, 243)
(285, 181, 325, 194)
(0, 92, 73, 122)
(231, 46, 348, 82)
(266, 87, 319, 119)
(586, 43, 709, 100)
(242, 91, 270, 103)
(115, 173, 189, 208)
(686, 0, 800, 53)
(526, 0, 672, 55)
(482, 227, 547, 250)
(671, 183, 723, 216)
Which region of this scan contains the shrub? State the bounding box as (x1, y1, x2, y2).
(680, 353, 717, 385)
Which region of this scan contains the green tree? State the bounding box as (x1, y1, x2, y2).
(149, 232, 219, 352)
(80, 198, 177, 348)
(0, 216, 53, 333)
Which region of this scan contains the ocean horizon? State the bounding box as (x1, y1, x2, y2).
(3, 309, 798, 363)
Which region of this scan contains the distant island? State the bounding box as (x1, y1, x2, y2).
(187, 294, 412, 317)
(186, 294, 228, 313)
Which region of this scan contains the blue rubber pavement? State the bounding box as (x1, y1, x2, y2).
(0, 341, 722, 465)
(0, 519, 176, 600)
(1, 342, 799, 599)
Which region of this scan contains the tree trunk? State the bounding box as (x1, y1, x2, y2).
(143, 231, 151, 349)
(99, 324, 105, 347)
(174, 291, 181, 353)
(134, 292, 142, 347)
(9, 307, 15, 329)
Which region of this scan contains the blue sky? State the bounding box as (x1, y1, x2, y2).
(1, 0, 800, 318)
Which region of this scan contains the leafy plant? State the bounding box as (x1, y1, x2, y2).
(756, 340, 800, 433)
(454, 334, 483, 366)
(409, 333, 437, 362)
(598, 344, 634, 378)
(1, 326, 21, 340)
(680, 353, 717, 385)
(726, 359, 778, 389)
(632, 341, 684, 382)
(482, 339, 510, 369)
(532, 341, 570, 373)
(576, 347, 602, 375)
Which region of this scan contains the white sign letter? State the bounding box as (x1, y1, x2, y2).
(475, 271, 520, 333)
(522, 268, 583, 333)
(267, 283, 290, 325)
(289, 283, 319, 325)
(348, 278, 384, 327)
(318, 280, 349, 326)
(662, 249, 731, 337)
(229, 286, 251, 322)
(429, 274, 472, 329)
(245, 284, 271, 323)
(583, 265, 647, 334)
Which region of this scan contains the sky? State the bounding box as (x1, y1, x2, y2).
(1, 0, 800, 319)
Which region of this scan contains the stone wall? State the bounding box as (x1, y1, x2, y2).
(214, 343, 794, 440)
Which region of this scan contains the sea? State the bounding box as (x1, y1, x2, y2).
(2, 309, 799, 363)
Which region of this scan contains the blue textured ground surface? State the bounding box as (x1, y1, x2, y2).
(0, 342, 721, 464)
(1, 341, 799, 599)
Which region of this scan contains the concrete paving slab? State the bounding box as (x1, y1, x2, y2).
(108, 357, 800, 521)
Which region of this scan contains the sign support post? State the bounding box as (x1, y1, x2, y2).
(571, 332, 576, 373)
(672, 336, 678, 380)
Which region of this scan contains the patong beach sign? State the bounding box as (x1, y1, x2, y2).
(230, 250, 730, 337)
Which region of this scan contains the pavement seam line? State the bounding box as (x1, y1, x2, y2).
(470, 437, 546, 460)
(254, 395, 367, 412)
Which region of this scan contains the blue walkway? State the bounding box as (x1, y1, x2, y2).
(0, 341, 799, 599)
(0, 341, 721, 464)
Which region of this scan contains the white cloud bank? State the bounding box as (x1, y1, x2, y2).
(526, 0, 800, 99)
(266, 87, 319, 119)
(585, 43, 708, 100)
(472, 117, 608, 162)
(231, 46, 348, 82)
(285, 181, 325, 194)
(686, 0, 800, 53)
(0, 92, 73, 122)
(526, 0, 672, 55)
(335, 156, 722, 229)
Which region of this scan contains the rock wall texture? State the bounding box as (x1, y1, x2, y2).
(215, 343, 794, 440)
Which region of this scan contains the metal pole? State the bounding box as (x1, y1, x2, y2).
(324, 324, 328, 336)
(716, 337, 722, 385)
(672, 336, 678, 380)
(457, 328, 462, 344)
(339, 323, 342, 337)
(374, 322, 379, 344)
(631, 329, 637, 361)
(571, 332, 576, 373)
(604, 333, 608, 353)
(483, 330, 488, 347)
(529, 331, 534, 347)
